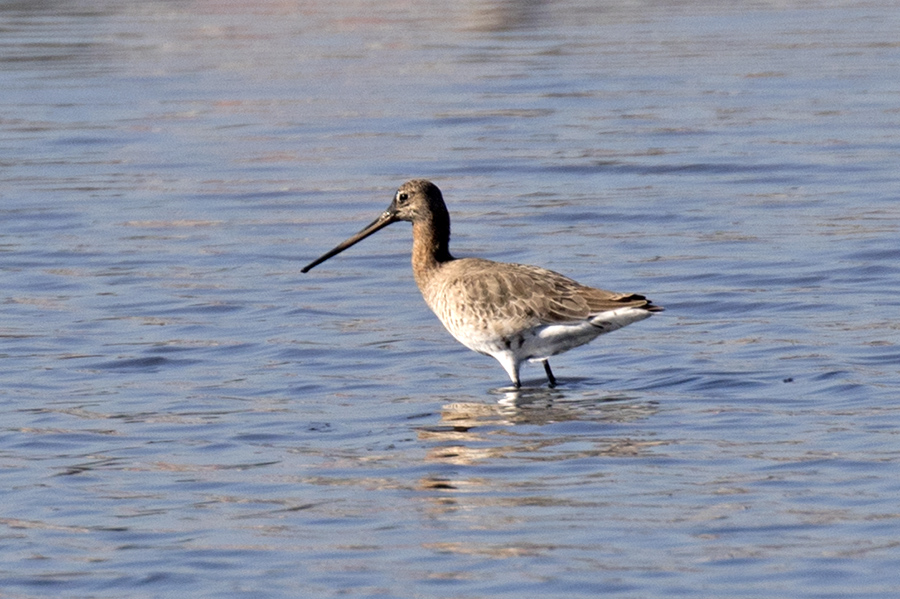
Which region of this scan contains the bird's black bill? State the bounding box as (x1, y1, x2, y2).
(301, 210, 397, 273)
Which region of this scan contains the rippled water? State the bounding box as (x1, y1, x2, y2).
(2, 1, 900, 597)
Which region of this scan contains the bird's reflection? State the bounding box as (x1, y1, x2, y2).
(415, 386, 662, 468)
(412, 387, 664, 520)
(428, 385, 657, 429)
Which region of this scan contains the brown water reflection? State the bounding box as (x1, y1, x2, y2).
(418, 391, 663, 468)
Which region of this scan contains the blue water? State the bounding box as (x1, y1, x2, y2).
(2, 1, 900, 597)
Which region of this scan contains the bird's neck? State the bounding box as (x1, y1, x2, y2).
(411, 216, 453, 288)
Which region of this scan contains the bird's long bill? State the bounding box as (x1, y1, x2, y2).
(300, 209, 397, 273)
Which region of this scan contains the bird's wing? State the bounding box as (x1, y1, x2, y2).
(430, 259, 656, 335)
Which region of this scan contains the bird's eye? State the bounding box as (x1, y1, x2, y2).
(397, 192, 409, 203)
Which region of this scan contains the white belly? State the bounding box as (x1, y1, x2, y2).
(439, 306, 652, 363)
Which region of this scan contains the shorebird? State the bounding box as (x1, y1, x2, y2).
(302, 180, 662, 387)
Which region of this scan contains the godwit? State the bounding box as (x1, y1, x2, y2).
(302, 179, 662, 387)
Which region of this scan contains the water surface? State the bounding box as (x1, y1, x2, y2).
(2, 1, 900, 597)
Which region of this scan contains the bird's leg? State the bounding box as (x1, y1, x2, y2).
(542, 360, 557, 388)
(497, 352, 522, 389)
